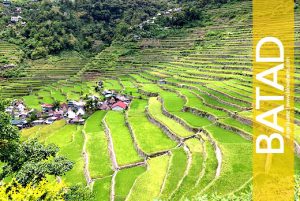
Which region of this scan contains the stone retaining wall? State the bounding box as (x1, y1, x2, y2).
(124, 110, 148, 158)
(158, 97, 199, 133)
(145, 107, 183, 143)
(102, 118, 119, 171)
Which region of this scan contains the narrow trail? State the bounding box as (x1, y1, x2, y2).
(145, 107, 182, 143)
(82, 126, 92, 185)
(111, 171, 118, 201)
(195, 137, 207, 186)
(196, 129, 223, 195)
(159, 151, 173, 196)
(102, 116, 119, 171)
(168, 144, 193, 200)
(124, 109, 148, 158)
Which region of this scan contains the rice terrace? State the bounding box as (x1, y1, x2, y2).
(0, 0, 299, 200)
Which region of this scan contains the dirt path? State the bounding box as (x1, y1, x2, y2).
(168, 144, 193, 200)
(102, 116, 119, 171)
(111, 171, 117, 201)
(82, 126, 92, 185)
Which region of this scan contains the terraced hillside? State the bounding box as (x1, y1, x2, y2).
(0, 41, 23, 66)
(0, 51, 87, 98)
(5, 0, 300, 200)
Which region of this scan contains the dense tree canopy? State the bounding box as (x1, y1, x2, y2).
(0, 100, 73, 185)
(0, 0, 173, 58)
(0, 0, 237, 59)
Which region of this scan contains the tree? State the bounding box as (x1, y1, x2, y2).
(53, 100, 60, 110)
(64, 185, 94, 201)
(0, 179, 65, 200)
(0, 100, 73, 186)
(28, 110, 38, 122)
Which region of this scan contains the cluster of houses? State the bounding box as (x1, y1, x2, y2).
(38, 100, 87, 125)
(6, 100, 31, 129)
(2, 0, 26, 25)
(138, 7, 182, 29)
(0, 64, 15, 70)
(6, 82, 132, 129)
(96, 80, 132, 111)
(6, 99, 88, 129)
(99, 90, 131, 111)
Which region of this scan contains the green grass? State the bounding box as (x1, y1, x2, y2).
(203, 124, 252, 195)
(92, 177, 112, 201)
(148, 97, 194, 137)
(126, 155, 170, 201)
(38, 90, 54, 104)
(67, 91, 81, 100)
(171, 138, 204, 200)
(195, 84, 249, 108)
(140, 84, 212, 128)
(85, 111, 113, 178)
(220, 118, 252, 134)
(21, 123, 85, 185)
(23, 95, 41, 110)
(115, 166, 146, 201)
(20, 125, 42, 141)
(45, 124, 74, 144)
(47, 125, 85, 185)
(105, 111, 142, 165)
(159, 147, 189, 200)
(160, 90, 212, 128)
(190, 86, 241, 112)
(51, 90, 67, 103)
(184, 140, 218, 200)
(127, 99, 176, 154)
(35, 120, 67, 142)
(103, 79, 123, 91)
(85, 111, 105, 133)
(120, 80, 139, 96)
(175, 87, 228, 118)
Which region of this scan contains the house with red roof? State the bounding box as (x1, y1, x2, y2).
(111, 101, 127, 111)
(41, 104, 54, 113)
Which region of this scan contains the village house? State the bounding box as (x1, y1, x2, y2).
(0, 64, 16, 71)
(102, 90, 114, 98)
(88, 95, 99, 101)
(133, 34, 141, 41)
(17, 103, 25, 112)
(15, 7, 22, 13)
(11, 16, 22, 23)
(158, 79, 167, 85)
(76, 107, 85, 116)
(68, 100, 85, 110)
(32, 119, 45, 126)
(98, 89, 132, 111)
(41, 104, 54, 113)
(5, 106, 13, 114)
(67, 108, 76, 119)
(53, 110, 64, 119)
(3, 0, 11, 7)
(67, 107, 85, 124)
(11, 119, 29, 129)
(45, 117, 58, 125)
(99, 102, 110, 110)
(69, 116, 85, 125)
(6, 101, 33, 121)
(60, 103, 68, 112)
(111, 101, 127, 111)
